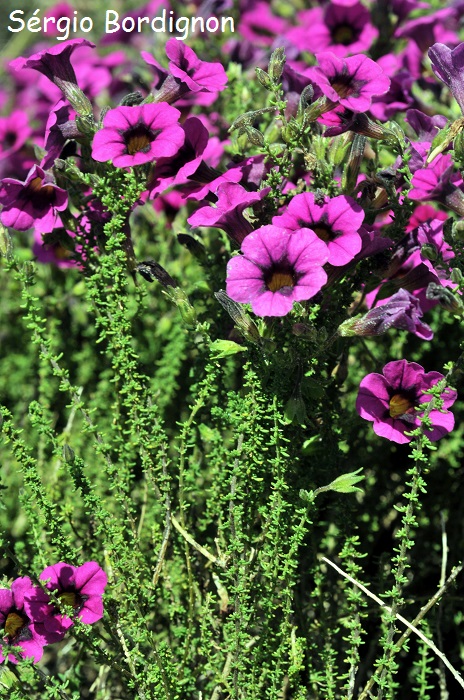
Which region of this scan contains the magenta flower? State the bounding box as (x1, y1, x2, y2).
(188, 183, 270, 245)
(0, 577, 61, 664)
(409, 154, 464, 216)
(9, 38, 95, 114)
(428, 42, 464, 114)
(143, 39, 227, 104)
(91, 103, 184, 168)
(273, 192, 364, 266)
(10, 38, 94, 89)
(356, 360, 457, 444)
(0, 111, 31, 161)
(287, 1, 378, 58)
(41, 99, 77, 171)
(0, 164, 68, 233)
(226, 225, 328, 317)
(309, 52, 391, 112)
(25, 561, 108, 634)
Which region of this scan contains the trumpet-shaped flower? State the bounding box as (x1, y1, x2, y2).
(226, 225, 328, 317)
(24, 561, 108, 634)
(356, 360, 457, 444)
(0, 164, 68, 233)
(0, 577, 62, 664)
(92, 103, 184, 168)
(309, 52, 391, 112)
(273, 192, 364, 266)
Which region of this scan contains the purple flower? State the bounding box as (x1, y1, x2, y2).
(308, 52, 390, 113)
(226, 225, 328, 317)
(0, 164, 68, 233)
(409, 154, 464, 216)
(428, 42, 464, 114)
(25, 561, 108, 634)
(9, 39, 94, 115)
(91, 103, 185, 168)
(147, 117, 210, 196)
(238, 1, 289, 46)
(339, 289, 433, 339)
(41, 99, 76, 171)
(188, 183, 270, 244)
(143, 39, 227, 104)
(0, 111, 31, 161)
(287, 1, 378, 58)
(356, 360, 457, 444)
(0, 577, 61, 664)
(395, 8, 459, 54)
(273, 192, 364, 266)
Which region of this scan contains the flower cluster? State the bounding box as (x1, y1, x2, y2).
(0, 562, 107, 664)
(0, 8, 461, 448)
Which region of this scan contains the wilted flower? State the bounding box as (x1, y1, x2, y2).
(356, 359, 457, 443)
(226, 225, 328, 317)
(338, 289, 433, 339)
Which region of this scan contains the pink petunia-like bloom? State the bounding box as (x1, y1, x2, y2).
(308, 52, 391, 113)
(9, 38, 95, 115)
(24, 561, 108, 634)
(273, 192, 364, 266)
(0, 577, 63, 664)
(143, 38, 227, 104)
(91, 103, 185, 168)
(0, 164, 68, 233)
(408, 154, 464, 216)
(188, 183, 270, 245)
(0, 111, 32, 161)
(356, 360, 457, 444)
(287, 1, 378, 59)
(226, 225, 328, 317)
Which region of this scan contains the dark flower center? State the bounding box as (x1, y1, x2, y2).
(4, 131, 17, 149)
(388, 392, 416, 418)
(26, 178, 57, 208)
(4, 611, 31, 644)
(58, 590, 87, 616)
(124, 125, 160, 155)
(264, 264, 296, 293)
(330, 76, 356, 99)
(332, 25, 355, 45)
(313, 224, 334, 242)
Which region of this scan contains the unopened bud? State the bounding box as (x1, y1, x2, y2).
(420, 243, 438, 261)
(62, 444, 75, 463)
(167, 287, 197, 328)
(0, 223, 13, 260)
(451, 267, 463, 285)
(255, 68, 272, 89)
(426, 282, 463, 313)
(268, 47, 286, 82)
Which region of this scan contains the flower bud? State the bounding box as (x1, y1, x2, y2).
(167, 287, 197, 328)
(268, 47, 286, 82)
(451, 267, 463, 285)
(426, 281, 463, 313)
(209, 339, 247, 359)
(0, 223, 13, 260)
(255, 68, 272, 90)
(62, 444, 75, 463)
(420, 243, 438, 261)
